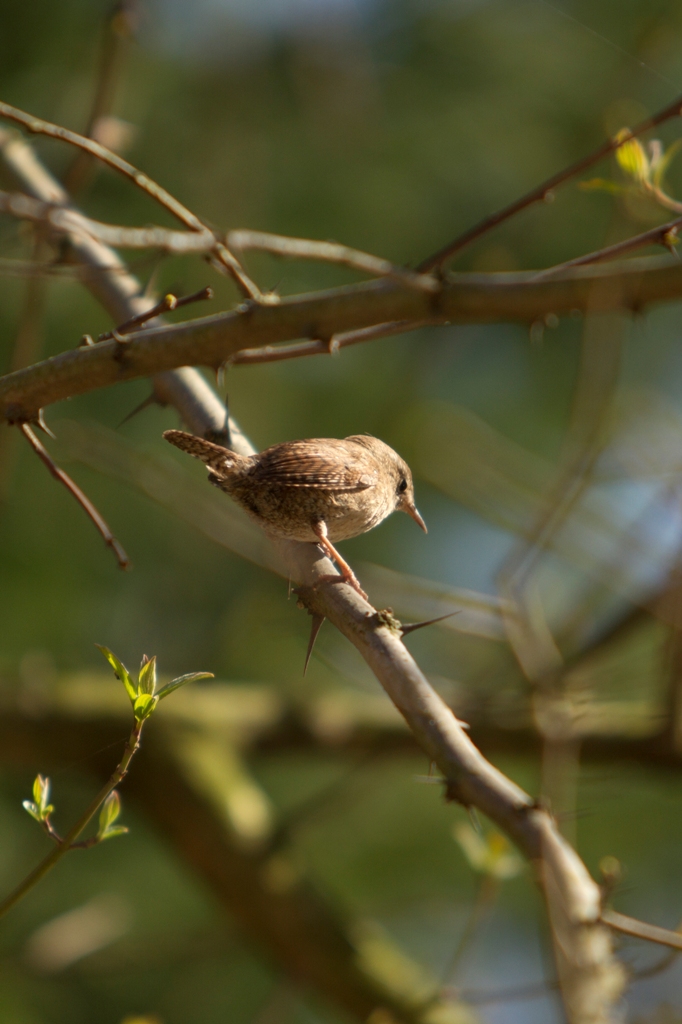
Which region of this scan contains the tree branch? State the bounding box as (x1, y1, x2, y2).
(602, 909, 682, 952)
(534, 214, 682, 279)
(0, 125, 240, 445)
(19, 423, 129, 569)
(2, 256, 682, 422)
(62, 0, 138, 195)
(417, 92, 682, 270)
(226, 228, 439, 292)
(0, 122, 628, 1022)
(0, 102, 261, 300)
(0, 188, 217, 252)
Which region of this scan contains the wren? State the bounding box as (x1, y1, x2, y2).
(163, 430, 427, 599)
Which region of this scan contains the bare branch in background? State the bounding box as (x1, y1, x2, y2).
(534, 213, 682, 279)
(63, 0, 139, 196)
(230, 318, 440, 365)
(0, 188, 217, 252)
(227, 228, 439, 292)
(19, 423, 130, 570)
(0, 125, 237, 445)
(417, 92, 682, 270)
(0, 102, 262, 300)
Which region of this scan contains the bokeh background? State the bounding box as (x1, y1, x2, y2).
(3, 1, 682, 1022)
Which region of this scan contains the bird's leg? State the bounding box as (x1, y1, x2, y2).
(311, 520, 368, 601)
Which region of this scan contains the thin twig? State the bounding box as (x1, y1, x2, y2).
(630, 948, 680, 980)
(642, 178, 682, 215)
(19, 423, 130, 569)
(0, 230, 51, 498)
(5, 255, 682, 421)
(602, 908, 682, 951)
(449, 978, 559, 1006)
(227, 229, 439, 293)
(450, 942, 681, 1005)
(417, 92, 682, 270)
(0, 101, 261, 300)
(97, 285, 213, 341)
(440, 873, 498, 983)
(0, 718, 141, 919)
(534, 215, 682, 279)
(0, 188, 217, 251)
(230, 319, 439, 365)
(63, 0, 138, 196)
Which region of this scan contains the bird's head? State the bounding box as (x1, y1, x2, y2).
(348, 435, 427, 533)
(393, 459, 427, 532)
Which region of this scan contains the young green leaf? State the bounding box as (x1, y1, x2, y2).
(133, 692, 158, 721)
(138, 654, 157, 696)
(453, 822, 523, 880)
(652, 138, 682, 188)
(98, 825, 129, 842)
(23, 775, 55, 823)
(614, 129, 650, 183)
(28, 775, 55, 820)
(33, 774, 49, 810)
(156, 671, 214, 700)
(95, 645, 136, 703)
(98, 790, 122, 834)
(22, 800, 41, 822)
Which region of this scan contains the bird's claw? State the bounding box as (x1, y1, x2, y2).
(314, 573, 369, 602)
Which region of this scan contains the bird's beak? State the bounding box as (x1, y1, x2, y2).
(405, 502, 427, 533)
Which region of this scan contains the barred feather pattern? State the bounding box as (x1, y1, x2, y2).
(163, 430, 246, 473)
(162, 429, 420, 544)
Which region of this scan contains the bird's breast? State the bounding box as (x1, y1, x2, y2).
(225, 478, 395, 543)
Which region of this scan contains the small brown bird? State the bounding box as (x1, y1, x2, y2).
(163, 430, 426, 598)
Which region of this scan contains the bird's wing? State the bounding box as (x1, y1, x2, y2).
(251, 439, 377, 491)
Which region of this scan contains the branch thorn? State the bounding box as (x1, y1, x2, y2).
(304, 613, 325, 676)
(400, 612, 460, 635)
(117, 392, 158, 428)
(34, 410, 56, 439)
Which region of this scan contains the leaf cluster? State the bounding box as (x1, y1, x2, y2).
(95, 645, 213, 722)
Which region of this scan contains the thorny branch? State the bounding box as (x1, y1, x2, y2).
(0, 190, 439, 291)
(0, 124, 238, 444)
(0, 101, 262, 301)
(226, 228, 439, 293)
(0, 187, 217, 252)
(3, 256, 682, 421)
(7, 101, 680, 1021)
(95, 285, 213, 342)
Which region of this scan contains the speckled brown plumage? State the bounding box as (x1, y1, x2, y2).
(163, 430, 426, 598)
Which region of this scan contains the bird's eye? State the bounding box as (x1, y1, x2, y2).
(398, 478, 408, 494)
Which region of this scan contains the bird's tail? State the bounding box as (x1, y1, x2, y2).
(163, 429, 245, 474)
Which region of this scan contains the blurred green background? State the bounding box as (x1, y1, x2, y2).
(3, 0, 682, 1022)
